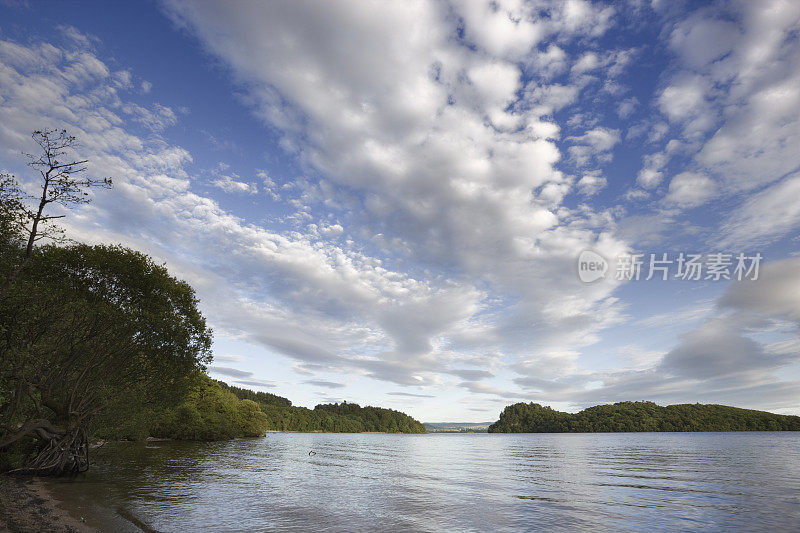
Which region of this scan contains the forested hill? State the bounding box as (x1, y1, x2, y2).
(218, 381, 426, 433)
(216, 380, 293, 407)
(488, 401, 800, 433)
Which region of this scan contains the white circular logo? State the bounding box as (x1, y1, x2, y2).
(577, 250, 608, 283)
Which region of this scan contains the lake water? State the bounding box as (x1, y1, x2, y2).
(46, 432, 800, 532)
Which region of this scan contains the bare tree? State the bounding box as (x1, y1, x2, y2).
(0, 129, 111, 301)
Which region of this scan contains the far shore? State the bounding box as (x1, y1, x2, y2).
(263, 430, 421, 434)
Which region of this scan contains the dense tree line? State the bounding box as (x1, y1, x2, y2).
(224, 387, 425, 433)
(137, 378, 426, 438)
(488, 401, 800, 433)
(215, 380, 292, 408)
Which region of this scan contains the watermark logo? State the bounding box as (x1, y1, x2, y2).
(577, 251, 763, 283)
(577, 250, 608, 283)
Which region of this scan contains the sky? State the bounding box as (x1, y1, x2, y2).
(1, 0, 799, 422)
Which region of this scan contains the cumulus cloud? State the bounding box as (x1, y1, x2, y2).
(0, 31, 484, 390)
(653, 0, 800, 241)
(636, 168, 663, 189)
(159, 0, 629, 390)
(657, 74, 710, 128)
(211, 174, 258, 195)
(577, 171, 607, 195)
(567, 127, 620, 166)
(3, 1, 797, 417)
(669, 15, 740, 69)
(664, 171, 716, 207)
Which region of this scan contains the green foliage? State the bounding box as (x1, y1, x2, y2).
(1, 242, 211, 470)
(1, 242, 212, 416)
(0, 174, 27, 250)
(152, 374, 269, 440)
(487, 401, 800, 433)
(215, 380, 292, 407)
(222, 386, 426, 433)
(146, 378, 425, 438)
(311, 401, 426, 433)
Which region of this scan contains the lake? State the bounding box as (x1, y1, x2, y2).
(46, 432, 800, 532)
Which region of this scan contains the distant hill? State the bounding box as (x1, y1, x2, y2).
(217, 380, 425, 433)
(488, 401, 800, 433)
(424, 422, 493, 433)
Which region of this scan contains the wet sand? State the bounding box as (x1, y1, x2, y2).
(0, 476, 94, 533)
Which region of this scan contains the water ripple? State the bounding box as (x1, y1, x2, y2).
(45, 432, 800, 532)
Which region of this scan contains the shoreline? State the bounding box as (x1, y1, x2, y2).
(0, 475, 94, 533)
(263, 430, 422, 434)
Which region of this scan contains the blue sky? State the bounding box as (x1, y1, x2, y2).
(1, 0, 799, 421)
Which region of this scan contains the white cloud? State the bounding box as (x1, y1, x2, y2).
(664, 171, 716, 207)
(669, 16, 740, 69)
(7, 1, 796, 416)
(529, 44, 569, 79)
(522, 83, 579, 115)
(121, 102, 177, 132)
(455, 0, 542, 59)
(510, 258, 800, 411)
(719, 173, 800, 247)
(636, 168, 663, 189)
(159, 0, 629, 389)
(616, 97, 637, 119)
(567, 126, 620, 166)
(0, 33, 491, 388)
(57, 25, 99, 50)
(658, 75, 709, 125)
(571, 51, 600, 74)
(654, 0, 800, 227)
(635, 151, 669, 189)
(468, 61, 520, 108)
(577, 172, 607, 195)
(212, 174, 257, 195)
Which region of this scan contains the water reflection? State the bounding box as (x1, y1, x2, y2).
(46, 432, 800, 532)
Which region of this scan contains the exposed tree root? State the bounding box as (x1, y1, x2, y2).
(3, 421, 89, 476)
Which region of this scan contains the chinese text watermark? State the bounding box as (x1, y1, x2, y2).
(577, 251, 762, 283)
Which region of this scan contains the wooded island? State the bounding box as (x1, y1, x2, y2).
(488, 401, 800, 432)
